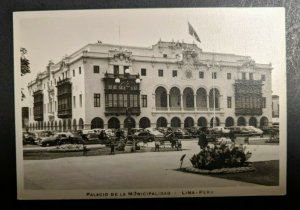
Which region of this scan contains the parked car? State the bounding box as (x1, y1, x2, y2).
(144, 127, 164, 139)
(40, 133, 70, 147)
(82, 133, 100, 141)
(133, 131, 155, 142)
(173, 128, 190, 139)
(22, 132, 35, 145)
(77, 129, 94, 135)
(211, 126, 230, 134)
(226, 126, 253, 135)
(31, 130, 54, 145)
(186, 126, 201, 137)
(244, 126, 263, 135)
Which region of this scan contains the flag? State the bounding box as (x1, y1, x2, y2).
(188, 22, 201, 43)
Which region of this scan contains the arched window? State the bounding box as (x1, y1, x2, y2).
(210, 117, 220, 127)
(183, 88, 194, 108)
(58, 121, 62, 131)
(196, 88, 207, 109)
(91, 117, 104, 129)
(260, 117, 269, 127)
(156, 117, 167, 128)
(225, 117, 234, 127)
(155, 87, 167, 108)
(249, 117, 257, 127)
(171, 117, 181, 128)
(72, 119, 77, 131)
(237, 117, 246, 126)
(209, 88, 220, 109)
(108, 117, 120, 129)
(169, 87, 181, 109)
(184, 117, 194, 128)
(78, 118, 84, 130)
(124, 117, 136, 129)
(197, 117, 207, 127)
(63, 120, 67, 132)
(139, 117, 151, 128)
(54, 121, 57, 131)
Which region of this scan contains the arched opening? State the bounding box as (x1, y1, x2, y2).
(260, 117, 269, 127)
(58, 121, 62, 131)
(67, 119, 72, 131)
(54, 121, 57, 131)
(29, 123, 32, 131)
(124, 117, 136, 129)
(171, 117, 181, 128)
(155, 87, 167, 108)
(169, 87, 181, 109)
(72, 119, 77, 131)
(184, 117, 194, 128)
(108, 117, 120, 129)
(156, 117, 167, 128)
(210, 117, 220, 127)
(209, 88, 220, 109)
(198, 117, 207, 127)
(78, 118, 84, 130)
(47, 122, 50, 130)
(139, 117, 151, 128)
(91, 117, 104, 129)
(237, 117, 246, 126)
(63, 120, 67, 132)
(249, 117, 257, 127)
(183, 88, 194, 108)
(40, 122, 43, 130)
(196, 88, 207, 109)
(225, 117, 234, 127)
(50, 121, 53, 130)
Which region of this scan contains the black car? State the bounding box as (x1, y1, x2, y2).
(133, 131, 155, 142)
(23, 132, 35, 145)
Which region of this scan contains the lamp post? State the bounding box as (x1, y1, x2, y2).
(114, 67, 140, 152)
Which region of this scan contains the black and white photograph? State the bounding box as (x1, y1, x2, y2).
(14, 8, 286, 199)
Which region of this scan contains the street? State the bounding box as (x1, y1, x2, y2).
(23, 139, 280, 190)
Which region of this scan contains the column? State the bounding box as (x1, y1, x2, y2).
(206, 94, 209, 110)
(194, 94, 197, 111)
(181, 94, 184, 110)
(167, 94, 170, 111)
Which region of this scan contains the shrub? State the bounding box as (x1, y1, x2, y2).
(190, 142, 252, 170)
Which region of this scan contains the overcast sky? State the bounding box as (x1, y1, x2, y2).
(15, 8, 285, 96)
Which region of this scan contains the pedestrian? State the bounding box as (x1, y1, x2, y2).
(154, 139, 160, 152)
(229, 130, 235, 143)
(110, 138, 115, 155)
(198, 129, 208, 150)
(83, 142, 88, 156)
(176, 139, 182, 151)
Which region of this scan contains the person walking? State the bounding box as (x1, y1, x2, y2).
(198, 129, 208, 150)
(154, 139, 160, 152)
(110, 138, 115, 155)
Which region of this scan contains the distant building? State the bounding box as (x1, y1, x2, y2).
(272, 95, 279, 125)
(26, 40, 273, 131)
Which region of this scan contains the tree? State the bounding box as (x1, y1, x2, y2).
(20, 47, 30, 76)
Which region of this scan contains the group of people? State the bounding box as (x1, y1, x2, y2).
(154, 130, 182, 152)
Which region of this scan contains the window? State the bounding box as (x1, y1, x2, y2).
(227, 97, 232, 108)
(124, 66, 129, 73)
(54, 79, 56, 85)
(158, 69, 163, 77)
(73, 70, 75, 77)
(212, 72, 217, 79)
(142, 95, 147, 107)
(262, 97, 266, 108)
(242, 72, 246, 80)
(261, 74, 266, 81)
(114, 65, 119, 75)
(94, 94, 100, 107)
(80, 94, 82, 107)
(79, 67, 81, 75)
(55, 101, 57, 112)
(227, 73, 231, 80)
(199, 71, 204, 79)
(163, 54, 167, 58)
(249, 73, 253, 80)
(141, 68, 146, 76)
(93, 66, 100, 74)
(73, 96, 76, 108)
(172, 70, 177, 77)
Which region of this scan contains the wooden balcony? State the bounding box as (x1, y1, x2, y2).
(105, 107, 141, 116)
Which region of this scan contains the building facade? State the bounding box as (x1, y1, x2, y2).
(26, 40, 273, 131)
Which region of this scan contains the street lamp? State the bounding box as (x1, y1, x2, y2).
(114, 67, 140, 152)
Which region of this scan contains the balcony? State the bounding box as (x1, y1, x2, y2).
(56, 77, 71, 86)
(152, 107, 224, 114)
(57, 108, 72, 118)
(105, 107, 141, 116)
(235, 108, 262, 116)
(34, 112, 43, 121)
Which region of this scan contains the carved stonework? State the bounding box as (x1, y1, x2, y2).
(109, 49, 132, 64)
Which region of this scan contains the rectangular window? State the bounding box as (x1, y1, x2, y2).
(73, 70, 75, 77)
(73, 96, 76, 108)
(114, 65, 119, 75)
(242, 72, 246, 80)
(55, 101, 57, 112)
(118, 94, 124, 107)
(261, 74, 266, 81)
(93, 65, 100, 74)
(262, 97, 266, 108)
(199, 71, 204, 79)
(79, 94, 82, 107)
(249, 73, 253, 80)
(141, 68, 146, 76)
(158, 69, 163, 77)
(79, 67, 81, 75)
(172, 70, 177, 77)
(227, 97, 232, 108)
(94, 93, 100, 107)
(142, 95, 147, 107)
(212, 72, 217, 79)
(163, 54, 167, 58)
(227, 73, 231, 80)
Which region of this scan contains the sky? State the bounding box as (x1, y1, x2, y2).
(15, 8, 285, 97)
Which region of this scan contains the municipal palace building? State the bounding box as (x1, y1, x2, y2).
(25, 40, 273, 131)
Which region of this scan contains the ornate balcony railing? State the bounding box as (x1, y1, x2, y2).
(105, 107, 141, 116)
(57, 108, 72, 118)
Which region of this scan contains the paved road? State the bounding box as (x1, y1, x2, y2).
(23, 140, 279, 190)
